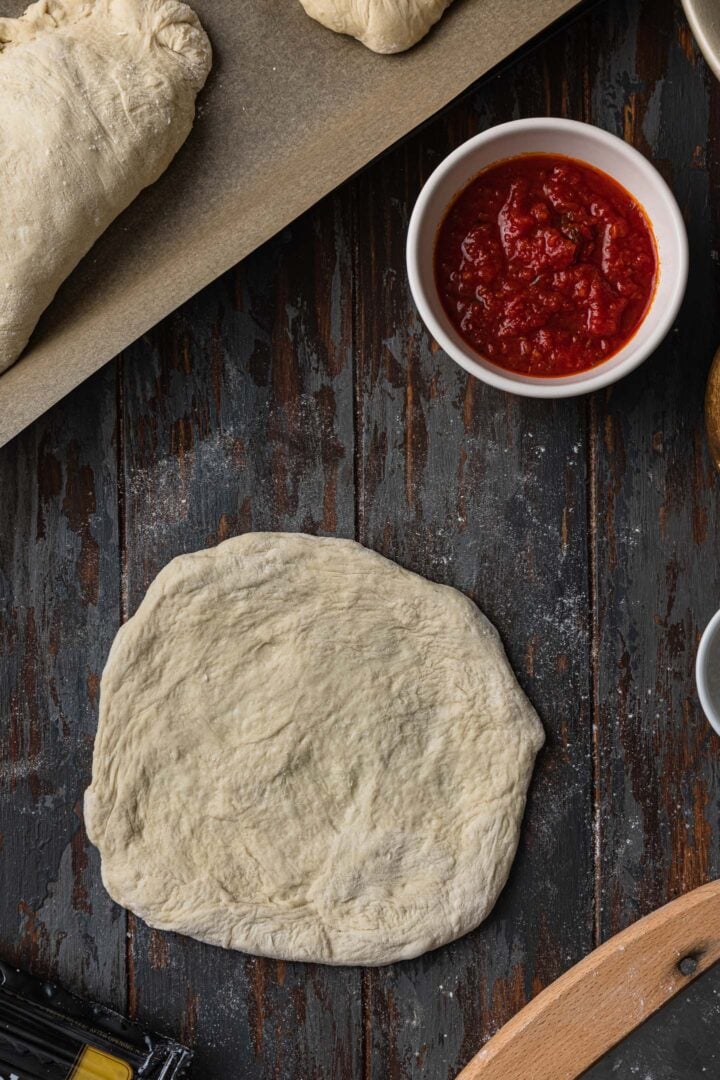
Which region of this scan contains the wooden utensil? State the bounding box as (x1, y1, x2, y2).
(705, 345, 720, 471)
(456, 879, 720, 1080)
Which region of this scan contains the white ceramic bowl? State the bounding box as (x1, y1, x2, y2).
(682, 0, 720, 83)
(406, 117, 689, 398)
(696, 609, 720, 736)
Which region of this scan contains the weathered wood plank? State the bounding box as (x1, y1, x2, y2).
(0, 366, 125, 1007)
(591, 0, 720, 939)
(353, 15, 596, 1077)
(1, 2, 719, 1077)
(119, 193, 362, 1078)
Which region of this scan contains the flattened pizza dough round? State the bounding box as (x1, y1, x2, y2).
(85, 533, 544, 965)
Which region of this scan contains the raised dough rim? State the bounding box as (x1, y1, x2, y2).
(84, 532, 545, 966)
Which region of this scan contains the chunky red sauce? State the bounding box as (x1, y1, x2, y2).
(434, 154, 658, 376)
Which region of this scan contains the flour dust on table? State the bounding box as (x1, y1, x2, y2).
(85, 533, 544, 966)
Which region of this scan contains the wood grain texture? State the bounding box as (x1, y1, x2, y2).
(589, 0, 720, 940)
(118, 193, 362, 1078)
(0, 1, 718, 1078)
(583, 962, 720, 1078)
(0, 367, 125, 1007)
(353, 15, 595, 1078)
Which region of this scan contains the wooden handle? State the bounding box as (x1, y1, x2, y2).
(704, 346, 720, 472)
(457, 879, 720, 1080)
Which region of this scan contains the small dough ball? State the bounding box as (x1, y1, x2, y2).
(299, 0, 454, 53)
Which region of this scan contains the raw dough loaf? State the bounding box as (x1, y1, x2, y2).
(85, 533, 544, 966)
(299, 0, 454, 53)
(0, 0, 211, 374)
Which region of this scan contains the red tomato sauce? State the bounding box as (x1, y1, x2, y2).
(434, 154, 658, 377)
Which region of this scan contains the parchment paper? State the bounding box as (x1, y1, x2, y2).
(0, 0, 580, 448)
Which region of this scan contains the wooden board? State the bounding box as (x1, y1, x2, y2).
(1, 0, 719, 1077)
(584, 960, 720, 1077)
(457, 880, 720, 1078)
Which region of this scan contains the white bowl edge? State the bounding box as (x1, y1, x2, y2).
(696, 608, 720, 737)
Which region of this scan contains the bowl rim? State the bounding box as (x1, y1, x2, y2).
(681, 0, 720, 84)
(696, 608, 720, 737)
(406, 116, 689, 399)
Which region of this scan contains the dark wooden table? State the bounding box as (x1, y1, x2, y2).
(1, 0, 719, 1076)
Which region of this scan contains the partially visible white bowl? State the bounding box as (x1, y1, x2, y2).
(682, 0, 720, 83)
(696, 609, 720, 737)
(406, 117, 689, 398)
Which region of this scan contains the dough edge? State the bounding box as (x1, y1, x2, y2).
(85, 532, 545, 966)
(298, 0, 454, 54)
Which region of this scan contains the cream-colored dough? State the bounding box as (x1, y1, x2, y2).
(298, 0, 453, 53)
(0, 0, 211, 374)
(85, 533, 544, 966)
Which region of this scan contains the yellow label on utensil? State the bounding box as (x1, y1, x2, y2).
(71, 1046, 133, 1080)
